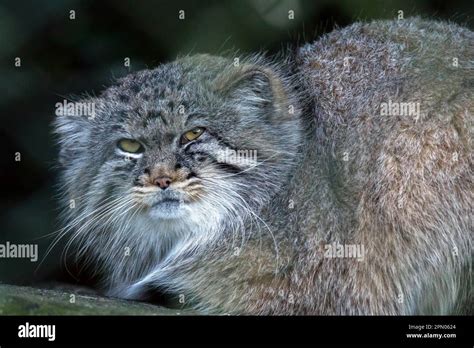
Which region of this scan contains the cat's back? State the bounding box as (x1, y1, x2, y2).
(293, 18, 472, 314)
(295, 17, 473, 203)
(296, 17, 473, 131)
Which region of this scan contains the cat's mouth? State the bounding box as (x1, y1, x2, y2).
(148, 191, 187, 220)
(152, 197, 181, 206)
(151, 198, 182, 209)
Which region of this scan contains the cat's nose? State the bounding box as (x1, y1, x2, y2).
(154, 176, 172, 190)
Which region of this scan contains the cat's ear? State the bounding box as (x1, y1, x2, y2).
(53, 99, 95, 167)
(214, 64, 291, 121)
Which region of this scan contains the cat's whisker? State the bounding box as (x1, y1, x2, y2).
(200, 180, 268, 261)
(61, 196, 133, 263)
(62, 196, 138, 278)
(205, 152, 283, 180)
(36, 193, 128, 273)
(201, 177, 281, 271)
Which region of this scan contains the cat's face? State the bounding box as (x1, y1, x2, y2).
(55, 55, 301, 244)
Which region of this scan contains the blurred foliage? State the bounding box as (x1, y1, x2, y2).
(0, 0, 472, 285)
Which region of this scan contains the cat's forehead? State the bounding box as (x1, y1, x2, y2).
(109, 59, 221, 101)
(110, 65, 191, 104)
(105, 65, 215, 131)
(111, 100, 202, 141)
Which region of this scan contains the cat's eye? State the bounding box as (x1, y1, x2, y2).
(117, 139, 143, 153)
(181, 127, 205, 145)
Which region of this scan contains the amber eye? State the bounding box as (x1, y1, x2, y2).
(117, 139, 143, 153)
(181, 127, 205, 144)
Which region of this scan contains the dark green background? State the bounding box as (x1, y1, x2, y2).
(0, 0, 472, 285)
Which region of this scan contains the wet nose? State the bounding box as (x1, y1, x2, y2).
(154, 177, 172, 190)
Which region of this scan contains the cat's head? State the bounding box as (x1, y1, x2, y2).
(55, 54, 302, 248)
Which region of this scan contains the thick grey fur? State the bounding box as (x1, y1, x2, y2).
(54, 18, 473, 314)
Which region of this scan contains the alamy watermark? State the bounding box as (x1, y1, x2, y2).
(55, 99, 96, 119)
(324, 242, 365, 261)
(0, 241, 38, 262)
(216, 148, 258, 166)
(380, 100, 420, 119)
(18, 322, 55, 341)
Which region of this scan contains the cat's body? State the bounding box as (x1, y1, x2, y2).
(55, 18, 473, 314)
